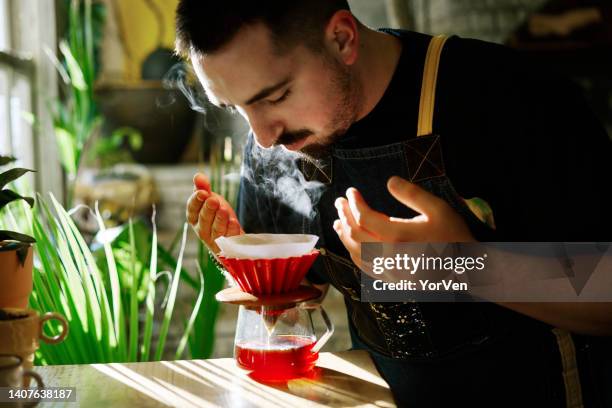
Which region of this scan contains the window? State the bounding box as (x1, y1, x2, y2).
(0, 0, 62, 197)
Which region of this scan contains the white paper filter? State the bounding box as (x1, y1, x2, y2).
(215, 234, 319, 259)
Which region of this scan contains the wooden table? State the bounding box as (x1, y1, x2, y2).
(34, 351, 395, 407)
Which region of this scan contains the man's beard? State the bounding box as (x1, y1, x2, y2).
(276, 56, 361, 161)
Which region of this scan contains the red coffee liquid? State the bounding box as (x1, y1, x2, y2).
(235, 335, 318, 381)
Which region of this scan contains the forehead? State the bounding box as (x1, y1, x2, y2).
(191, 23, 299, 105)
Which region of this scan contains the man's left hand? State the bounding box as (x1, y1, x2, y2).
(333, 176, 476, 269)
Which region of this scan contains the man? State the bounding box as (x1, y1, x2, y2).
(179, 1, 612, 406)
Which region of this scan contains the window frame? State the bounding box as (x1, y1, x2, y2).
(0, 0, 62, 200)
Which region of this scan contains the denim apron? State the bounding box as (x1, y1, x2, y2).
(298, 35, 589, 407)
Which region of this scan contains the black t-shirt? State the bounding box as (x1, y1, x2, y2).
(331, 29, 611, 242)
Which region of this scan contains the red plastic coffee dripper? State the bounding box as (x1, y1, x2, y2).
(218, 250, 319, 295)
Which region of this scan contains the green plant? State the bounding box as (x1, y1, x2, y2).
(87, 127, 143, 168)
(52, 0, 141, 204)
(0, 155, 36, 263)
(0, 194, 204, 364)
(52, 0, 100, 184)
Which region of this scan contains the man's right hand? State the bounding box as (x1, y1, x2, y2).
(186, 173, 244, 254)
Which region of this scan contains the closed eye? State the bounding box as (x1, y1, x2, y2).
(269, 89, 291, 105)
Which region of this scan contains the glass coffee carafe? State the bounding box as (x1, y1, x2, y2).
(234, 301, 334, 381)
(213, 234, 333, 381)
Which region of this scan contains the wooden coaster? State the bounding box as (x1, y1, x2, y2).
(215, 285, 322, 307)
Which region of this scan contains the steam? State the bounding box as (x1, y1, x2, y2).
(161, 62, 208, 114)
(243, 142, 326, 223)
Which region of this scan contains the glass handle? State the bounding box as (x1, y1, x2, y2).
(303, 304, 334, 354)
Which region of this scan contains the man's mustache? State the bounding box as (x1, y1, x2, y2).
(275, 129, 314, 147)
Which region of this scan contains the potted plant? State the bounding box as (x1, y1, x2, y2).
(0, 155, 36, 309)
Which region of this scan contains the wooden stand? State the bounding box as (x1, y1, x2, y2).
(215, 285, 322, 308)
(216, 285, 323, 332)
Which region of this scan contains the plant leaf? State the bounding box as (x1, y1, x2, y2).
(59, 40, 87, 91)
(188, 244, 224, 359)
(94, 202, 127, 361)
(176, 261, 205, 359)
(0, 156, 16, 166)
(0, 230, 36, 243)
(155, 223, 188, 361)
(141, 207, 158, 361)
(128, 219, 139, 362)
(0, 168, 36, 190)
(16, 244, 30, 266)
(54, 127, 77, 175)
(0, 190, 35, 211)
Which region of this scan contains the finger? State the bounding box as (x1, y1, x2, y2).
(193, 225, 220, 254)
(333, 219, 363, 268)
(211, 208, 229, 240)
(345, 188, 389, 237)
(186, 192, 201, 225)
(333, 219, 345, 241)
(335, 198, 375, 243)
(333, 219, 342, 234)
(186, 191, 209, 225)
(333, 217, 360, 253)
(214, 194, 239, 221)
(193, 173, 211, 192)
(387, 176, 442, 217)
(346, 186, 423, 242)
(197, 197, 220, 243)
(227, 217, 243, 236)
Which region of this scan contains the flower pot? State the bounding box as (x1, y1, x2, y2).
(0, 245, 33, 309)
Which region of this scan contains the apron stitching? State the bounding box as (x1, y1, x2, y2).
(333, 152, 407, 160)
(407, 135, 445, 182)
(325, 249, 358, 268)
(412, 174, 445, 183)
(431, 135, 447, 175)
(402, 145, 414, 181)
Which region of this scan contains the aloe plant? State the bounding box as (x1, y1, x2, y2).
(21, 195, 205, 364)
(0, 155, 36, 264)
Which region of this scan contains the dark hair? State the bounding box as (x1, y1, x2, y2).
(175, 0, 351, 58)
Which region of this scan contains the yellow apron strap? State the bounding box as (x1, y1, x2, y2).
(417, 35, 449, 137)
(415, 34, 497, 229)
(552, 328, 585, 408)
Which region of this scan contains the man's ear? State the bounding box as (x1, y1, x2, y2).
(324, 10, 359, 66)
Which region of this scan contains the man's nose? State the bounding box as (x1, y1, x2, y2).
(246, 113, 282, 149)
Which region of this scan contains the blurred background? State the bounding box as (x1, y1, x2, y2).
(0, 0, 610, 364)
